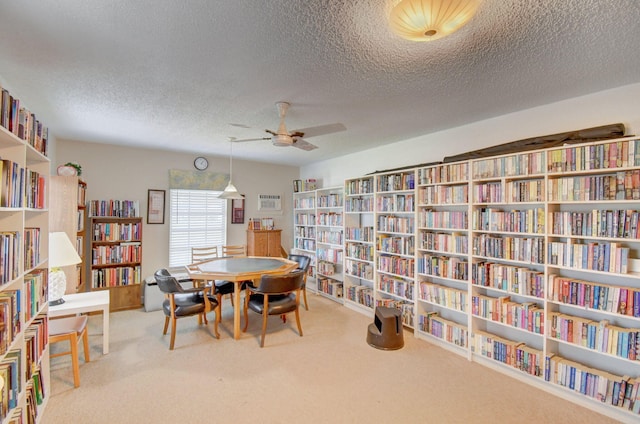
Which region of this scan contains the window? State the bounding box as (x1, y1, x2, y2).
(169, 189, 227, 267)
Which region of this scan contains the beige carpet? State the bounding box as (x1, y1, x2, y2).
(42, 295, 621, 424)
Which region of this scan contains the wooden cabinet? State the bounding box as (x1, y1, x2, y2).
(87, 213, 142, 312)
(49, 176, 86, 292)
(247, 229, 282, 257)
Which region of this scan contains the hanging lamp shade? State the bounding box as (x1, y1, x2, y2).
(218, 139, 244, 200)
(389, 0, 480, 42)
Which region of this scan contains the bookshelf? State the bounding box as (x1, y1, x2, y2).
(291, 136, 640, 422)
(343, 175, 375, 315)
(292, 190, 317, 292)
(49, 176, 87, 292)
(315, 186, 344, 302)
(416, 161, 470, 354)
(87, 200, 142, 312)
(0, 120, 49, 422)
(374, 170, 416, 328)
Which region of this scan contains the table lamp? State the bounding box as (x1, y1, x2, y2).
(49, 232, 82, 306)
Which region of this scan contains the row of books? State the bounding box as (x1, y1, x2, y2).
(91, 243, 142, 265)
(91, 222, 142, 242)
(417, 254, 468, 281)
(472, 261, 545, 298)
(23, 271, 46, 323)
(345, 284, 373, 308)
(418, 184, 468, 204)
(549, 209, 640, 239)
(344, 259, 374, 280)
(547, 240, 630, 274)
(548, 170, 640, 201)
(317, 229, 343, 245)
(0, 350, 20, 421)
(547, 139, 640, 173)
(505, 179, 544, 202)
(0, 290, 20, 356)
(419, 281, 467, 312)
(344, 196, 373, 212)
(472, 151, 545, 179)
(293, 212, 315, 226)
(317, 212, 342, 226)
(344, 226, 374, 243)
(473, 234, 545, 264)
(420, 231, 468, 254)
(376, 215, 414, 234)
(419, 312, 469, 348)
(292, 178, 318, 192)
(377, 234, 414, 256)
(247, 217, 274, 230)
(294, 226, 316, 239)
(419, 210, 468, 230)
(377, 273, 414, 300)
(0, 160, 46, 209)
(376, 172, 415, 192)
(344, 242, 374, 262)
(293, 197, 315, 209)
(88, 199, 140, 218)
(317, 277, 343, 298)
(375, 299, 414, 327)
(317, 193, 342, 208)
(472, 295, 544, 335)
(317, 247, 343, 263)
(344, 178, 373, 195)
(419, 161, 469, 184)
(378, 255, 415, 279)
(471, 330, 543, 377)
(548, 274, 640, 317)
(376, 194, 415, 212)
(473, 207, 544, 234)
(546, 354, 640, 414)
(0, 86, 48, 156)
(548, 311, 639, 361)
(90, 265, 141, 288)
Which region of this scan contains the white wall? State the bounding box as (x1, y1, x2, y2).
(302, 83, 640, 185)
(54, 139, 299, 279)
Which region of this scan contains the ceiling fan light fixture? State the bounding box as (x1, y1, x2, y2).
(272, 134, 293, 146)
(389, 0, 480, 42)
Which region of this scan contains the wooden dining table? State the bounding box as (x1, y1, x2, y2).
(185, 256, 298, 339)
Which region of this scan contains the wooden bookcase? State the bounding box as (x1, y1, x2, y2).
(0, 123, 49, 422)
(315, 186, 344, 303)
(246, 229, 282, 257)
(49, 176, 87, 292)
(343, 175, 375, 315)
(292, 190, 317, 292)
(86, 201, 142, 312)
(374, 169, 416, 328)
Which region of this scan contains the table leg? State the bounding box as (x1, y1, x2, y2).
(102, 306, 110, 354)
(233, 282, 241, 339)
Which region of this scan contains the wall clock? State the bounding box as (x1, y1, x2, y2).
(194, 156, 209, 171)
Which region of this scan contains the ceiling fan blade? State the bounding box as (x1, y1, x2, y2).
(290, 123, 346, 138)
(292, 138, 318, 151)
(232, 137, 270, 142)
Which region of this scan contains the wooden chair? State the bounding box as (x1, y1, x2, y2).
(191, 245, 219, 264)
(49, 315, 91, 388)
(288, 254, 311, 310)
(154, 269, 220, 350)
(222, 244, 247, 257)
(242, 270, 305, 347)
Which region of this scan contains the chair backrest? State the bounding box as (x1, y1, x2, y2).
(191, 246, 219, 263)
(154, 269, 185, 294)
(222, 244, 247, 257)
(288, 254, 310, 272)
(254, 270, 305, 295)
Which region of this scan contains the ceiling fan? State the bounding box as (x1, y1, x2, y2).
(232, 101, 346, 151)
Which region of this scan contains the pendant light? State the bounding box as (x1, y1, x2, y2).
(218, 138, 244, 199)
(389, 0, 480, 42)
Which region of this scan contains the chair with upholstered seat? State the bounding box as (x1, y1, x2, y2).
(242, 270, 305, 347)
(49, 315, 91, 387)
(154, 269, 220, 350)
(288, 253, 311, 310)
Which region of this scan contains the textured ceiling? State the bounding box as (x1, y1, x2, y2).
(1, 1, 639, 166)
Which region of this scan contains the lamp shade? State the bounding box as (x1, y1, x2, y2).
(218, 182, 244, 199)
(49, 232, 82, 268)
(389, 0, 480, 42)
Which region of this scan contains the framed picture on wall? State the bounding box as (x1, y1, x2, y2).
(231, 197, 245, 224)
(147, 189, 165, 224)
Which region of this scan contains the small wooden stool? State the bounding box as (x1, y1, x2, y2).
(49, 315, 90, 388)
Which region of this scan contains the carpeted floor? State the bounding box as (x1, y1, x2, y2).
(42, 295, 622, 423)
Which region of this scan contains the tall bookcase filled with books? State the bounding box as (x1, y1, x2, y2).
(343, 176, 375, 315)
(543, 137, 640, 420)
(0, 108, 49, 421)
(469, 150, 547, 378)
(374, 170, 416, 328)
(292, 190, 317, 292)
(416, 162, 470, 354)
(87, 200, 142, 312)
(315, 187, 344, 302)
